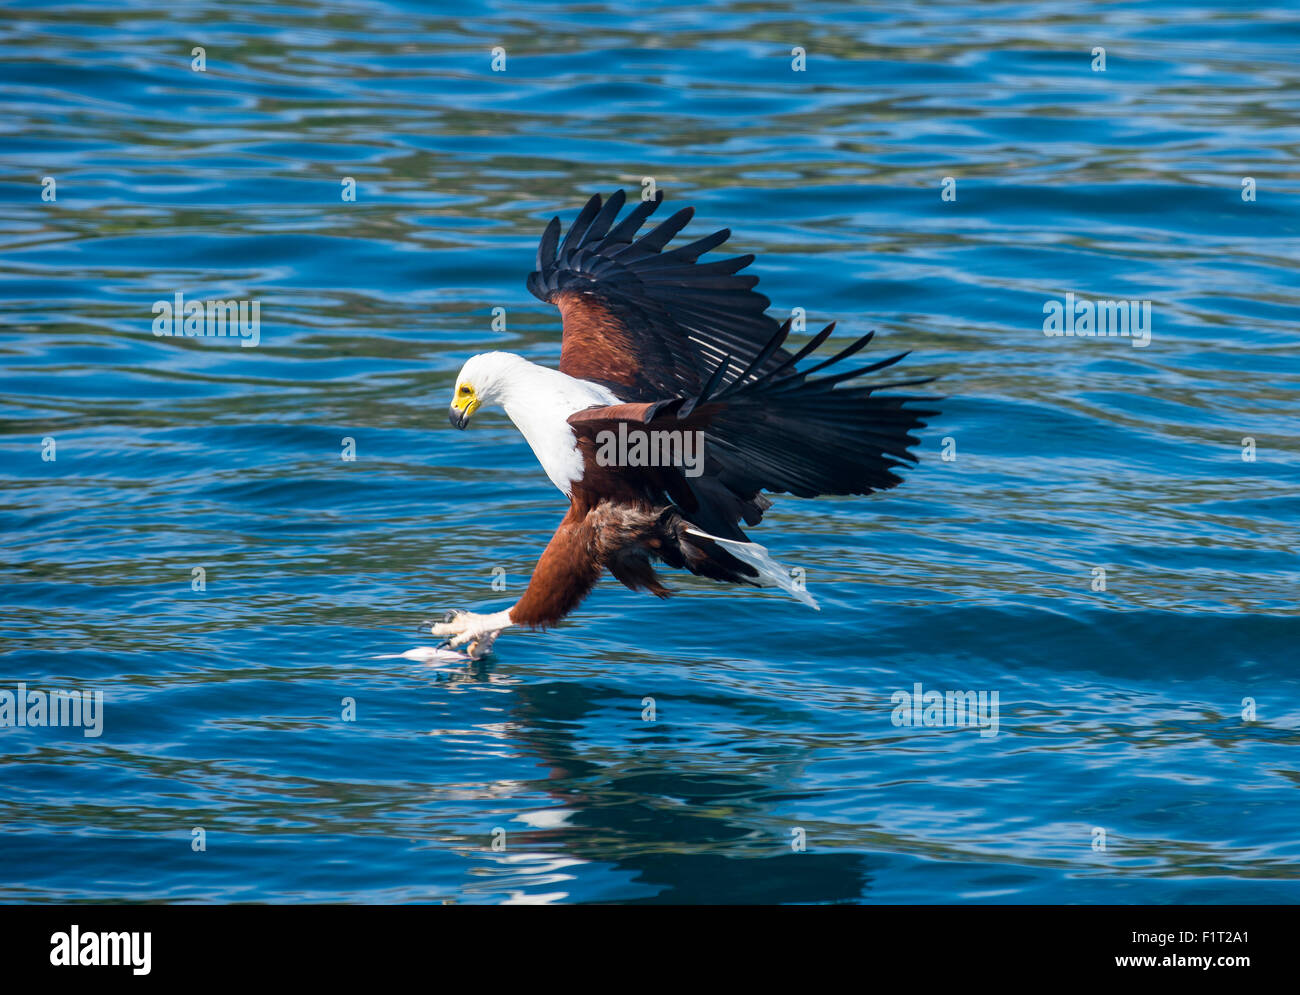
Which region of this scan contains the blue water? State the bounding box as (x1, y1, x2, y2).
(2, 0, 1298, 904)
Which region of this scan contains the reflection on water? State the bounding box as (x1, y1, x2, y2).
(459, 679, 875, 904)
(1, 0, 1299, 902)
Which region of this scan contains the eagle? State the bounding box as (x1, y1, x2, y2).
(432, 189, 935, 657)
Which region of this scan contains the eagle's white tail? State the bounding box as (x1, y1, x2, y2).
(684, 528, 819, 610)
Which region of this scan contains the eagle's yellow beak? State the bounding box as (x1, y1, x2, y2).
(449, 384, 480, 429)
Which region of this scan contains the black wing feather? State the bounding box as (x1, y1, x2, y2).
(528, 189, 939, 539)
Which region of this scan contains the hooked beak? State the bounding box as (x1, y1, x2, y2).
(449, 391, 480, 429)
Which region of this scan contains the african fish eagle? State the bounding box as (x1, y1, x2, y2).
(433, 190, 935, 657)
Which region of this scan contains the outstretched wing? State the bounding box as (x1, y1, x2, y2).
(527, 189, 791, 398)
(567, 319, 938, 540)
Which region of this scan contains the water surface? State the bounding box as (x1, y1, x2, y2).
(1, 0, 1298, 903)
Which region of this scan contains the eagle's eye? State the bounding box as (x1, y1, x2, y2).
(458, 384, 471, 395)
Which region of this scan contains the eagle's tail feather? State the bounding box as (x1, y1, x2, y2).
(684, 528, 819, 609)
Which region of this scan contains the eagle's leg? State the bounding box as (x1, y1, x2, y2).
(427, 505, 607, 659)
(430, 609, 513, 660)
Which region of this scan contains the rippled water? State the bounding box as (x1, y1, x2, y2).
(2, 0, 1298, 903)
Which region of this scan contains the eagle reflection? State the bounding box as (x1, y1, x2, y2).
(448, 674, 874, 904)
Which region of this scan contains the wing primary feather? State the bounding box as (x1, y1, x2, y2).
(765, 355, 921, 395)
(558, 193, 603, 260)
(537, 217, 560, 269)
(762, 330, 878, 390)
(632, 207, 695, 255)
(602, 189, 664, 246)
(660, 228, 729, 263)
(680, 352, 732, 416)
(756, 321, 841, 382)
(716, 318, 792, 400)
(580, 188, 626, 246)
(526, 217, 564, 301)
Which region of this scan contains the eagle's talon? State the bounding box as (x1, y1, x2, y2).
(429, 611, 464, 637)
(427, 609, 512, 660)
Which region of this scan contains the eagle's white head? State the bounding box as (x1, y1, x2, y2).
(446, 351, 622, 496)
(448, 351, 530, 429)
